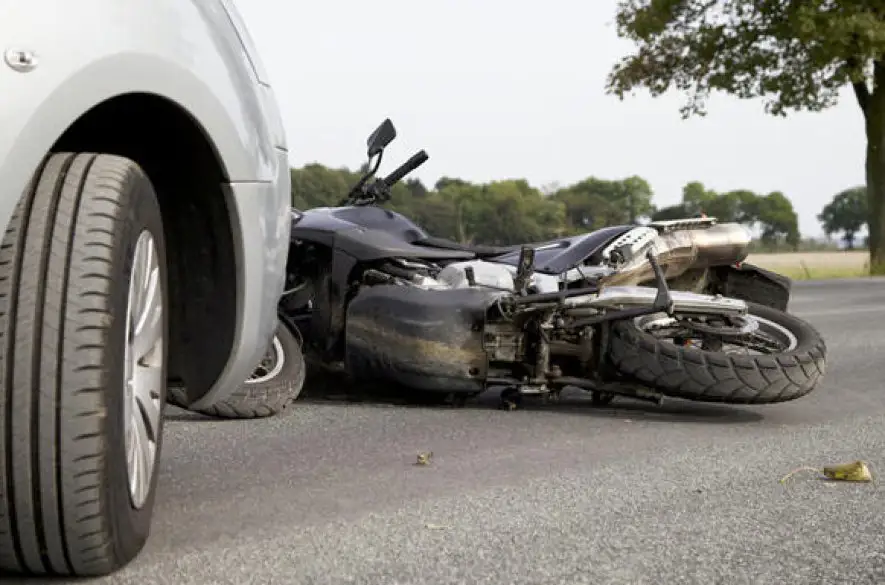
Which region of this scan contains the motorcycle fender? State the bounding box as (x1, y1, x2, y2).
(708, 263, 792, 312)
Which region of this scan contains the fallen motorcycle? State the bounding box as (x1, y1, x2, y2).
(271, 118, 826, 410)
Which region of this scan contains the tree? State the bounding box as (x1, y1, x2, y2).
(651, 181, 799, 248)
(651, 203, 690, 221)
(424, 181, 483, 243)
(288, 160, 807, 249)
(606, 1, 885, 273)
(551, 176, 655, 231)
(470, 180, 567, 245)
(290, 163, 356, 209)
(818, 186, 868, 248)
(404, 178, 428, 199)
(755, 191, 800, 249)
(434, 176, 472, 191)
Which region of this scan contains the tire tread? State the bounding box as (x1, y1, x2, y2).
(0, 153, 165, 576)
(608, 302, 827, 404)
(167, 324, 305, 419)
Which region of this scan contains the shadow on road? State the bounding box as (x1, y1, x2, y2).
(162, 379, 764, 426)
(295, 383, 764, 426)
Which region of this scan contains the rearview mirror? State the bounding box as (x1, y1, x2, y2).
(367, 119, 396, 158)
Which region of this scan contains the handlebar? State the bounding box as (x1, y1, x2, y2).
(382, 150, 428, 187)
(341, 149, 429, 207)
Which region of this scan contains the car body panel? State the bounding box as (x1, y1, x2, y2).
(0, 0, 290, 404)
(193, 152, 292, 409)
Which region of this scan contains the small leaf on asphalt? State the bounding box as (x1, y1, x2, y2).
(415, 451, 433, 466)
(823, 461, 873, 482)
(779, 460, 873, 484)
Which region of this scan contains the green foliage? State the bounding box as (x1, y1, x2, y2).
(606, 0, 885, 273)
(651, 203, 690, 221)
(606, 0, 885, 118)
(651, 181, 800, 249)
(756, 191, 800, 248)
(551, 176, 655, 232)
(290, 163, 356, 209)
(818, 186, 868, 248)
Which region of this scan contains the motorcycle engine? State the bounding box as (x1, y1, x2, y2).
(437, 260, 515, 290)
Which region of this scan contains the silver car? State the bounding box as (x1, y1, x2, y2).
(0, 0, 291, 577)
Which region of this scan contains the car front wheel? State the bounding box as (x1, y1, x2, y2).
(0, 153, 168, 577)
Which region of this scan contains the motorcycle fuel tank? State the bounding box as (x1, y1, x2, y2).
(289, 205, 475, 261)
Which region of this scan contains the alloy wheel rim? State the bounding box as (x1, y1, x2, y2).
(635, 312, 798, 354)
(123, 230, 164, 509)
(246, 335, 285, 384)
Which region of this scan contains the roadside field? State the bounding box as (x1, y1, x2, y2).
(745, 250, 869, 280)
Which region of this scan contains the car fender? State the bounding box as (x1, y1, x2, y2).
(0, 0, 286, 233)
(0, 0, 292, 406)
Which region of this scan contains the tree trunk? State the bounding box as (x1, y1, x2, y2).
(865, 66, 885, 274)
(866, 117, 885, 272)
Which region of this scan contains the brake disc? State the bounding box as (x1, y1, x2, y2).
(680, 315, 759, 338)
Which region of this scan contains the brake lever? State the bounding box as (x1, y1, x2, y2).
(366, 179, 392, 204)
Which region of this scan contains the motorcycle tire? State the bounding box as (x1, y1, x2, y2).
(168, 323, 305, 419)
(608, 302, 826, 404)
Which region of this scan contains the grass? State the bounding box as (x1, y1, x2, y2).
(745, 251, 870, 280)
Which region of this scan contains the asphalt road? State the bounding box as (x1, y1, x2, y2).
(26, 278, 885, 584)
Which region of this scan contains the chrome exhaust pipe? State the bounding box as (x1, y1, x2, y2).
(600, 223, 752, 286)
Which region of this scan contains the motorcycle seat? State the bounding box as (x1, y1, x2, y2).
(413, 236, 521, 259)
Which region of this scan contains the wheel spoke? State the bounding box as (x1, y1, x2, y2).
(126, 422, 138, 489)
(131, 237, 150, 316)
(128, 418, 142, 503)
(133, 412, 150, 505)
(134, 365, 162, 441)
(245, 335, 285, 385)
(639, 312, 794, 355)
(132, 264, 161, 360)
(124, 231, 163, 509)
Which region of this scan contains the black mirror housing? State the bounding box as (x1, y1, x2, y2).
(367, 118, 397, 158)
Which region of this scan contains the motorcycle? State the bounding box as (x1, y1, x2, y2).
(270, 118, 826, 410)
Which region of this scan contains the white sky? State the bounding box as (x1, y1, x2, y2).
(236, 0, 867, 238)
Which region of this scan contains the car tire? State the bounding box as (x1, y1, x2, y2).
(0, 153, 168, 577)
(168, 322, 305, 419)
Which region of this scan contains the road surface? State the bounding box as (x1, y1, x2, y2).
(25, 279, 885, 584)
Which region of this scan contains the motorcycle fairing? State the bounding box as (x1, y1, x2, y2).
(485, 225, 634, 274)
(290, 206, 474, 261)
(344, 284, 503, 392)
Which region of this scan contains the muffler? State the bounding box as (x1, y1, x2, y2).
(601, 222, 752, 286)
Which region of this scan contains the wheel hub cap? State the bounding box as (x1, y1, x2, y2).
(123, 230, 164, 509)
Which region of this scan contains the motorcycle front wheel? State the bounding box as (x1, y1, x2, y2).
(608, 302, 827, 404)
(168, 323, 306, 418)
